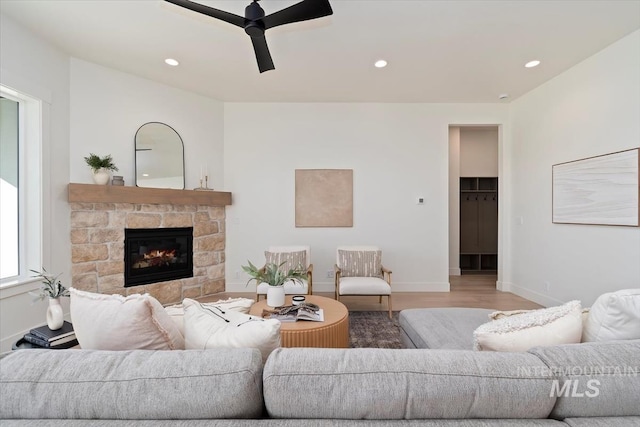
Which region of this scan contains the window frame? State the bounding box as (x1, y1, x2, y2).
(0, 85, 43, 292)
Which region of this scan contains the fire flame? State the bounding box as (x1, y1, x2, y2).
(143, 249, 176, 260)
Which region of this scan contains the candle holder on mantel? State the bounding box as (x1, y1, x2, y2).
(194, 176, 214, 191)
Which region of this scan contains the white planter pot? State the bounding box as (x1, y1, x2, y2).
(92, 169, 111, 185)
(47, 298, 64, 330)
(266, 285, 285, 307)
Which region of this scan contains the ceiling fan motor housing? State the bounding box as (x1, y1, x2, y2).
(244, 2, 266, 36)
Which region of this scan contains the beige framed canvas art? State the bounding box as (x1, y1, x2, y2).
(295, 169, 353, 227)
(552, 148, 639, 226)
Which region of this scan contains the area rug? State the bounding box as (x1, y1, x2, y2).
(349, 311, 403, 349)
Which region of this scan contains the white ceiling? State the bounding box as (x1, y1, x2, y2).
(2, 0, 639, 103)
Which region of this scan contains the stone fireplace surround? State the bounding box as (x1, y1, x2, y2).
(68, 184, 232, 305)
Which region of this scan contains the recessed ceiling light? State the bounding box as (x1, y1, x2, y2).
(374, 59, 388, 68)
(165, 58, 179, 66)
(142, 173, 149, 177)
(525, 60, 540, 68)
(498, 93, 509, 100)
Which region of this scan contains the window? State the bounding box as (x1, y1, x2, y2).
(0, 96, 19, 280)
(0, 86, 42, 287)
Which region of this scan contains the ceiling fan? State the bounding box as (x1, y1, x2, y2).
(165, 0, 333, 73)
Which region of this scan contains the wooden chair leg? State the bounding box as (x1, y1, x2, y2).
(388, 295, 392, 319)
(379, 295, 382, 304)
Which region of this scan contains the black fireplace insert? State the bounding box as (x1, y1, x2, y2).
(124, 227, 193, 287)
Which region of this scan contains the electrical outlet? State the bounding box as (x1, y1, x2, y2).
(326, 270, 333, 278)
(235, 271, 240, 278)
(544, 281, 551, 292)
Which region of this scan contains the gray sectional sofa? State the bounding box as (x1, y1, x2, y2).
(1, 307, 639, 426)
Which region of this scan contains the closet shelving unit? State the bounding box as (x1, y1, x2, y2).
(460, 177, 498, 273)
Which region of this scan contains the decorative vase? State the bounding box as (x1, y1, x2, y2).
(46, 298, 64, 330)
(92, 168, 111, 185)
(266, 285, 285, 307)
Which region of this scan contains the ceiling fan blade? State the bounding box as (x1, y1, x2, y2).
(165, 0, 245, 28)
(263, 0, 333, 30)
(251, 35, 275, 73)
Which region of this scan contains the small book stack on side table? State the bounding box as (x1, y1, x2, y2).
(13, 321, 78, 350)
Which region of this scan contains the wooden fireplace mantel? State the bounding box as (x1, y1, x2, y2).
(68, 183, 232, 206)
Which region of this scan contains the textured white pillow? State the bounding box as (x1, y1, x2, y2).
(488, 309, 533, 320)
(582, 289, 640, 342)
(70, 288, 184, 350)
(338, 250, 383, 278)
(264, 250, 307, 273)
(164, 297, 254, 336)
(183, 298, 280, 362)
(474, 300, 582, 352)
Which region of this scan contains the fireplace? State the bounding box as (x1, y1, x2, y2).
(124, 227, 193, 287)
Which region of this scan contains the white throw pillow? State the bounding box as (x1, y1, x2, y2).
(489, 307, 591, 330)
(474, 300, 582, 352)
(338, 250, 383, 278)
(582, 289, 640, 342)
(264, 250, 307, 273)
(183, 298, 280, 362)
(70, 288, 184, 350)
(488, 309, 533, 320)
(164, 297, 254, 336)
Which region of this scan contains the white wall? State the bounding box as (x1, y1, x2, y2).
(224, 103, 508, 292)
(507, 30, 640, 307)
(70, 59, 224, 190)
(0, 14, 71, 353)
(448, 127, 461, 275)
(460, 128, 499, 177)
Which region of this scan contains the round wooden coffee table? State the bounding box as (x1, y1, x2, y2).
(249, 295, 349, 348)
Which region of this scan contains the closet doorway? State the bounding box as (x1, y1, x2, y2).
(448, 126, 499, 278)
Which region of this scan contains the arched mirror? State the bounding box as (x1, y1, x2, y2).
(135, 122, 185, 189)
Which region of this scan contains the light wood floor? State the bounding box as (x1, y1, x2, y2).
(200, 275, 542, 312)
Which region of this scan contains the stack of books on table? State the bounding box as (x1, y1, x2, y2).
(22, 321, 78, 349)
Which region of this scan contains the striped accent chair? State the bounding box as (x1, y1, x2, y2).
(256, 246, 313, 301)
(334, 246, 392, 318)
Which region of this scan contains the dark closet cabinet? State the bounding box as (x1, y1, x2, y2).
(460, 177, 498, 273)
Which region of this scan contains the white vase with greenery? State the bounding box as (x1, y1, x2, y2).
(46, 298, 64, 330)
(84, 153, 118, 185)
(29, 268, 69, 330)
(242, 261, 307, 307)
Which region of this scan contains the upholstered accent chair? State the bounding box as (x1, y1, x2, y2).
(256, 246, 313, 301)
(334, 246, 392, 318)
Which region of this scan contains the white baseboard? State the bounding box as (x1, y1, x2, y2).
(507, 283, 564, 307)
(496, 280, 511, 292)
(226, 281, 450, 293)
(449, 268, 461, 276)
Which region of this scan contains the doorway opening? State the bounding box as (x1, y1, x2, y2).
(448, 125, 499, 280)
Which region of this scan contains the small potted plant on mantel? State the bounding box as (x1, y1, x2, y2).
(84, 153, 119, 185)
(242, 261, 307, 307)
